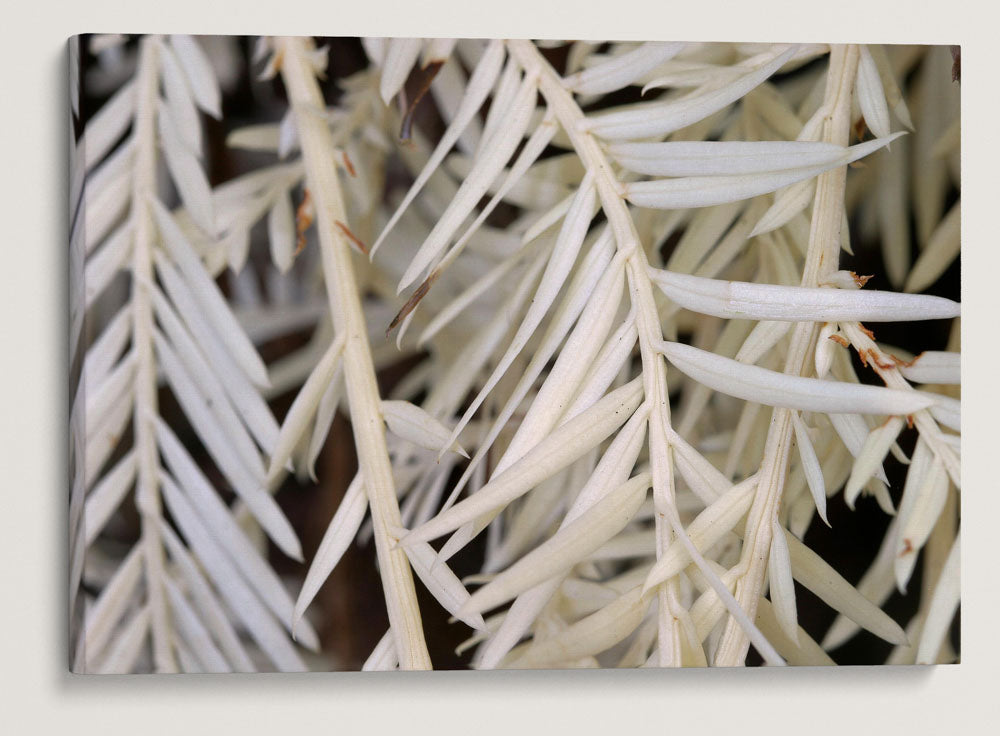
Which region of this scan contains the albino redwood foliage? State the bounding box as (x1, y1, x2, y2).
(71, 36, 960, 672)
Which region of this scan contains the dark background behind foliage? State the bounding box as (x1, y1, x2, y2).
(77, 36, 959, 670)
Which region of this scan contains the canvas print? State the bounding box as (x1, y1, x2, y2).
(69, 35, 961, 673)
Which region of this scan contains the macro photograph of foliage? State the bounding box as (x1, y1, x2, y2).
(69, 34, 961, 673)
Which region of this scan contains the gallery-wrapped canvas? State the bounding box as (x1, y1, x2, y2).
(68, 35, 960, 673)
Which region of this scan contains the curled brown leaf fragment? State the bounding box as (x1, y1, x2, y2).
(400, 60, 444, 142)
(387, 270, 440, 336)
(335, 220, 369, 255)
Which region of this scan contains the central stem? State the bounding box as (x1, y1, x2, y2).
(131, 35, 175, 673)
(506, 39, 689, 665)
(714, 44, 860, 665)
(276, 37, 431, 669)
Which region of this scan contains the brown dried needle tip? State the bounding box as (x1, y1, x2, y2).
(951, 46, 961, 83)
(400, 60, 444, 142)
(387, 270, 440, 336)
(851, 272, 874, 288)
(335, 220, 368, 255)
(295, 188, 314, 255)
(341, 150, 356, 178)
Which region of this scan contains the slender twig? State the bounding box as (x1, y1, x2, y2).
(130, 35, 175, 673)
(276, 36, 431, 669)
(714, 45, 859, 665)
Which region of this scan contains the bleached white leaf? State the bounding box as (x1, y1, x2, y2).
(160, 522, 256, 672)
(379, 37, 424, 103)
(915, 534, 960, 664)
(362, 630, 397, 671)
(85, 352, 135, 438)
(791, 413, 828, 526)
(156, 105, 215, 235)
(81, 80, 136, 170)
(895, 439, 949, 593)
(159, 40, 202, 152)
(734, 320, 791, 365)
(440, 174, 596, 455)
(83, 544, 143, 659)
(82, 305, 131, 396)
(905, 201, 961, 294)
(371, 40, 505, 256)
(397, 70, 539, 291)
(657, 340, 936, 415)
(768, 518, 798, 642)
(565, 42, 685, 95)
(856, 46, 891, 139)
(611, 139, 847, 178)
(83, 450, 136, 547)
(170, 35, 222, 119)
(584, 45, 796, 140)
(268, 335, 344, 480)
(401, 377, 644, 546)
(154, 334, 302, 562)
(268, 190, 296, 273)
(151, 200, 269, 387)
(306, 366, 344, 480)
(786, 532, 907, 646)
(84, 222, 132, 312)
(462, 473, 649, 615)
(152, 289, 267, 479)
(382, 400, 468, 457)
(294, 473, 368, 629)
(642, 476, 757, 592)
(160, 474, 308, 671)
(163, 576, 231, 673)
(898, 351, 961, 385)
(625, 134, 904, 209)
(404, 541, 487, 630)
(845, 416, 905, 509)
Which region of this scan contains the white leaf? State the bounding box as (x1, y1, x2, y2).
(379, 37, 423, 103)
(83, 450, 136, 547)
(625, 134, 904, 209)
(154, 334, 302, 562)
(915, 534, 960, 664)
(657, 340, 936, 415)
(371, 39, 505, 256)
(565, 42, 685, 95)
(157, 105, 216, 235)
(611, 139, 847, 177)
(584, 45, 796, 140)
(294, 473, 368, 629)
(268, 335, 345, 480)
(397, 70, 538, 291)
(791, 413, 828, 526)
(897, 351, 961, 385)
(80, 80, 135, 170)
(768, 518, 798, 642)
(845, 416, 905, 509)
(401, 377, 644, 546)
(170, 35, 223, 119)
(856, 46, 891, 139)
(159, 40, 202, 152)
(151, 201, 270, 387)
(404, 541, 487, 631)
(382, 400, 468, 457)
(160, 475, 308, 671)
(268, 190, 296, 273)
(462, 473, 649, 615)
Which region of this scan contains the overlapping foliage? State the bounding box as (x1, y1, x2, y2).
(71, 35, 960, 672)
